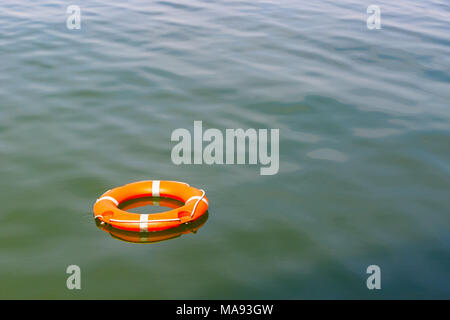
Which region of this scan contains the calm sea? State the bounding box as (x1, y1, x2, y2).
(0, 0, 449, 298)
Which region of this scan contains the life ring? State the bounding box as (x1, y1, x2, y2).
(93, 180, 208, 232)
(95, 197, 209, 243)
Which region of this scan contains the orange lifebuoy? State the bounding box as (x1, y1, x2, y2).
(93, 180, 209, 232)
(95, 197, 209, 243)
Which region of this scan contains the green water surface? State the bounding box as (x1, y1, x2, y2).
(0, 0, 449, 299)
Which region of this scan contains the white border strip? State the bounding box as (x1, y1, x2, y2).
(152, 180, 160, 197)
(96, 196, 119, 206)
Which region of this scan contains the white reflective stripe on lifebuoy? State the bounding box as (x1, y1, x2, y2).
(186, 196, 208, 205)
(140, 214, 149, 232)
(152, 180, 160, 197)
(96, 196, 119, 206)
